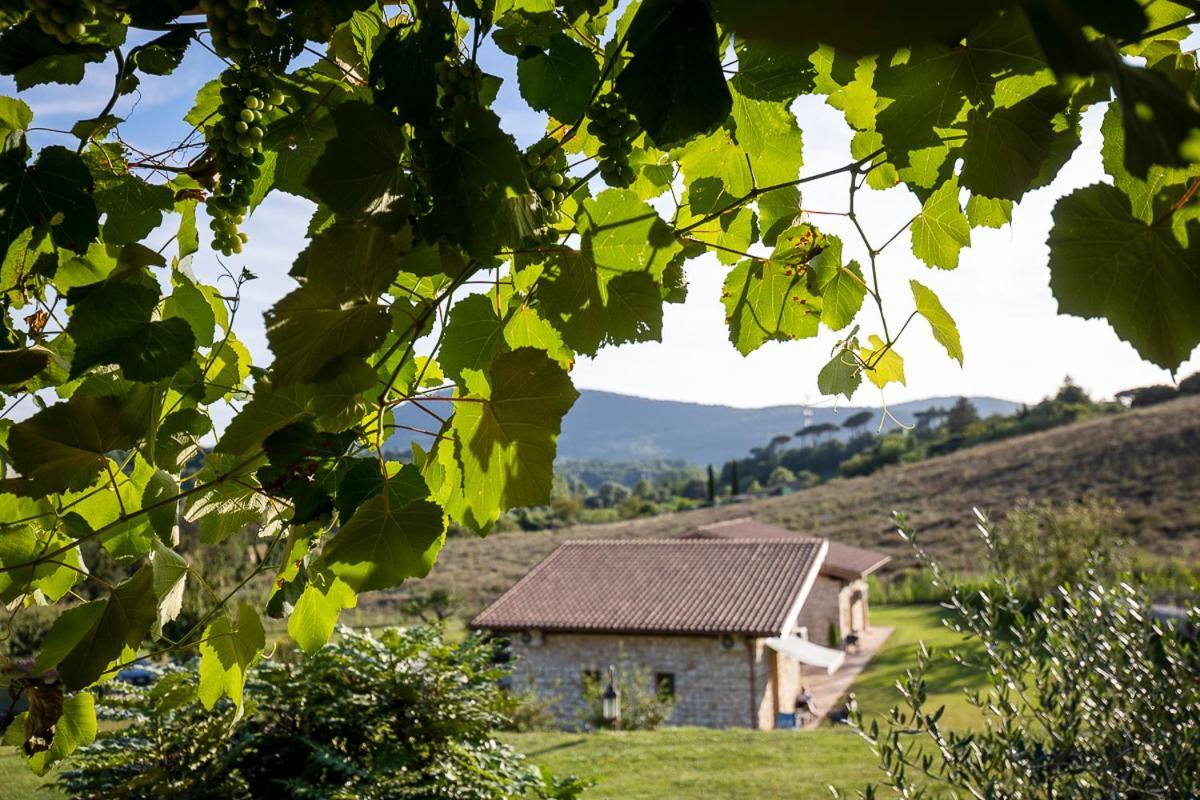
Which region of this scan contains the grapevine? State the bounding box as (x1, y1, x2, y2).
(586, 92, 638, 188)
(204, 66, 283, 255)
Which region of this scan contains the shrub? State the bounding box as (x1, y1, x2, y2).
(842, 512, 1200, 799)
(62, 627, 586, 800)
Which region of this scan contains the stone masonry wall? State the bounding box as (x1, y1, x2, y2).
(795, 575, 845, 645)
(509, 632, 769, 729)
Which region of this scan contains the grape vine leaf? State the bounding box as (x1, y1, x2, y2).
(1, 395, 138, 494)
(911, 178, 971, 269)
(0, 526, 84, 603)
(314, 465, 446, 592)
(369, 14, 453, 126)
(0, 346, 49, 384)
(288, 574, 358, 653)
(37, 565, 157, 690)
(817, 349, 862, 399)
(1048, 182, 1200, 371)
(304, 101, 412, 219)
(449, 348, 578, 530)
(910, 279, 963, 365)
(959, 89, 1059, 202)
(616, 0, 731, 148)
(66, 281, 196, 382)
(0, 145, 98, 259)
(517, 33, 599, 122)
(24, 692, 96, 776)
(580, 189, 681, 279)
(439, 293, 510, 384)
(267, 221, 401, 385)
(198, 602, 265, 720)
(965, 194, 1013, 228)
(90, 165, 175, 245)
(860, 334, 905, 389)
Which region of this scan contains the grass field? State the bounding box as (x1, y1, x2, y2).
(0, 605, 980, 799)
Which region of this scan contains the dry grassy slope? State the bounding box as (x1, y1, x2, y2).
(417, 395, 1200, 614)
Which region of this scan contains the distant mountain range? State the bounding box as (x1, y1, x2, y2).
(390, 389, 1021, 465)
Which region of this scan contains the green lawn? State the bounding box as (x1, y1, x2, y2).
(505, 604, 985, 799)
(0, 748, 65, 800)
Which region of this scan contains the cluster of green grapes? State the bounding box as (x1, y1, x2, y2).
(586, 93, 638, 188)
(198, 0, 278, 62)
(206, 68, 283, 255)
(524, 138, 570, 243)
(23, 0, 125, 44)
(435, 59, 481, 113)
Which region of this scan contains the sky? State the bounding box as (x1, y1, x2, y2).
(5, 26, 1198, 413)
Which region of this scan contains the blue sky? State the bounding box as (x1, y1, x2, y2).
(5, 30, 1196, 411)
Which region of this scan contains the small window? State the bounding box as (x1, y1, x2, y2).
(655, 672, 675, 700)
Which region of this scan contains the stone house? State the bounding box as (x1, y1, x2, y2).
(470, 523, 890, 730)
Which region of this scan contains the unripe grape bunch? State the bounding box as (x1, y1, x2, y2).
(587, 92, 638, 188)
(205, 67, 283, 256)
(524, 137, 570, 243)
(23, 0, 126, 44)
(197, 0, 278, 62)
(435, 59, 482, 111)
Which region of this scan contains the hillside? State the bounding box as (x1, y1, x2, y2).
(413, 395, 1200, 614)
(390, 389, 1020, 464)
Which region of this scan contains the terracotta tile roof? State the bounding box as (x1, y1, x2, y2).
(685, 518, 891, 579)
(470, 539, 825, 637)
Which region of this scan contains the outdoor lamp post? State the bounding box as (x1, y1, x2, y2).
(602, 665, 620, 730)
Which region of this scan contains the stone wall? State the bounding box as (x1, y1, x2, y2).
(795, 575, 845, 645)
(508, 631, 772, 729)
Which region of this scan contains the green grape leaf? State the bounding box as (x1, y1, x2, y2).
(729, 89, 804, 189)
(419, 106, 527, 258)
(580, 188, 682, 280)
(26, 692, 96, 775)
(965, 194, 1013, 228)
(910, 279, 963, 365)
(0, 525, 84, 604)
(0, 346, 50, 385)
(369, 14, 453, 126)
(1048, 182, 1200, 371)
(731, 39, 816, 102)
(517, 33, 600, 122)
(860, 334, 905, 389)
(911, 178, 971, 269)
(149, 538, 188, 636)
(198, 603, 265, 720)
(449, 348, 578, 530)
(814, 257, 866, 332)
(616, 0, 731, 148)
(1099, 102, 1200, 225)
(538, 250, 664, 356)
(90, 165, 175, 245)
(959, 89, 1061, 202)
(1, 395, 138, 495)
(0, 145, 98, 259)
(66, 281, 196, 382)
(281, 0, 375, 40)
(817, 350, 862, 399)
(1110, 58, 1200, 180)
(163, 277, 217, 348)
(315, 465, 446, 592)
(40, 565, 158, 690)
(131, 28, 191, 75)
(288, 574, 358, 653)
(215, 385, 313, 456)
(757, 186, 801, 247)
(267, 221, 400, 385)
(439, 293, 509, 384)
(721, 225, 828, 355)
(305, 101, 411, 219)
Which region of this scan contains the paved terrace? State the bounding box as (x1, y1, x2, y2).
(800, 626, 894, 729)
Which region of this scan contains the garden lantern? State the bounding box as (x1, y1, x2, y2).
(602, 665, 620, 729)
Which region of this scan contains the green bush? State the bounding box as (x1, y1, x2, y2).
(62, 627, 588, 799)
